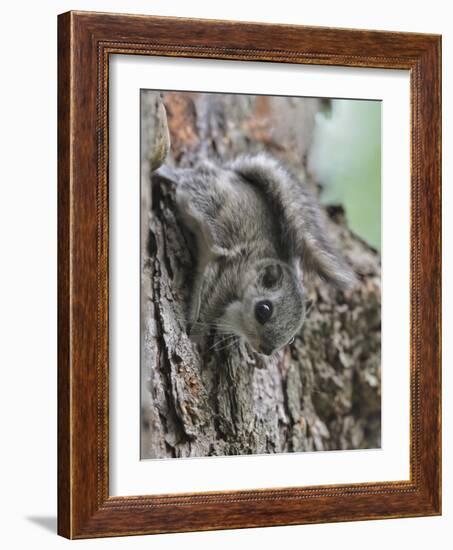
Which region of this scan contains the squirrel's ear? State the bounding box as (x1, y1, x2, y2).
(231, 153, 356, 291)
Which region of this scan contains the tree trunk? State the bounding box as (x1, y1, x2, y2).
(140, 91, 381, 459)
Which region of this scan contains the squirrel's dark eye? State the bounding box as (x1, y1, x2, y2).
(254, 300, 273, 325)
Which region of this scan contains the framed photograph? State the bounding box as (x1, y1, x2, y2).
(58, 11, 441, 539)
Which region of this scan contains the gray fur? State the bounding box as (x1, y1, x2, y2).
(230, 153, 357, 289)
(155, 153, 356, 355)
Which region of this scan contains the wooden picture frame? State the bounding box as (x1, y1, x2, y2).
(58, 10, 441, 539)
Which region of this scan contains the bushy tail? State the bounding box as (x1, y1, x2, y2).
(230, 153, 357, 290)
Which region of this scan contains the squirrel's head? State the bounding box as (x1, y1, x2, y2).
(221, 259, 308, 356)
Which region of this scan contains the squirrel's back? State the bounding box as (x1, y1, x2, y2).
(176, 161, 281, 260)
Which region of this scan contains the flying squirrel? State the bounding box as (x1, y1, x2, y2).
(156, 153, 356, 356)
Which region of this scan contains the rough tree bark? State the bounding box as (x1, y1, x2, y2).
(140, 91, 381, 459)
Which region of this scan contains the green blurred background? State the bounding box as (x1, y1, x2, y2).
(309, 99, 381, 252)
